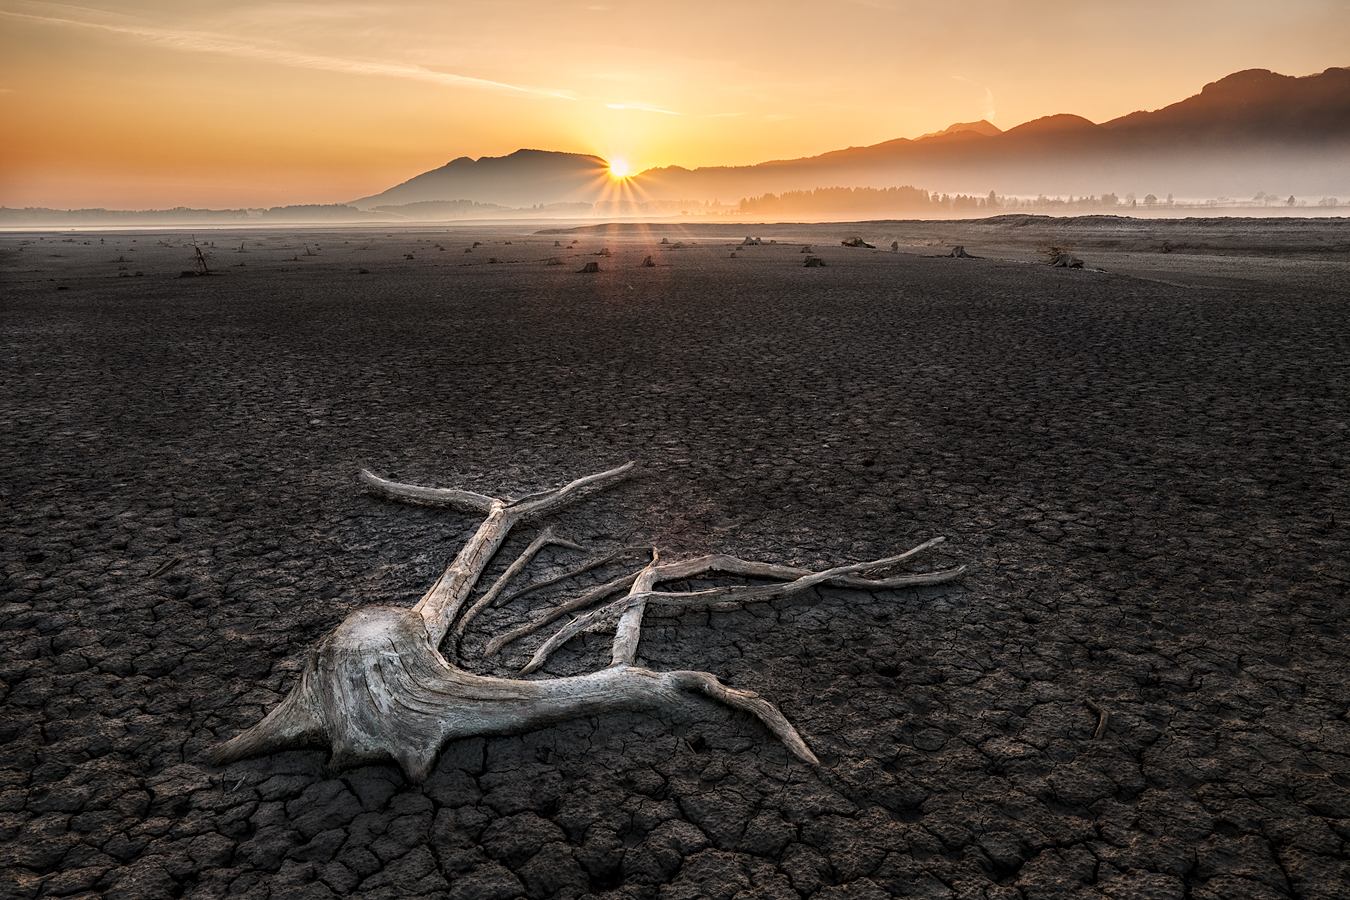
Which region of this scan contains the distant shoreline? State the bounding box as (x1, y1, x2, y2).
(2, 209, 1348, 233)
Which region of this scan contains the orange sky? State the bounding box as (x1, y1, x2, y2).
(2, 1, 1346, 209)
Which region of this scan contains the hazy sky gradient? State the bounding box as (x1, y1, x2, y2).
(2, 0, 1346, 208)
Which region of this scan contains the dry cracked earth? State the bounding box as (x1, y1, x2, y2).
(2, 218, 1349, 900)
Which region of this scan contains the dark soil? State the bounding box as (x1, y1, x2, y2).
(2, 223, 1348, 899)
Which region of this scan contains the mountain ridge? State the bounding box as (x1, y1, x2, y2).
(916, 120, 1003, 141)
(350, 67, 1350, 208)
(351, 148, 609, 209)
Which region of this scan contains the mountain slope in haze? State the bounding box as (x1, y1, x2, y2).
(915, 120, 1003, 141)
(636, 67, 1350, 200)
(356, 68, 1350, 209)
(351, 148, 610, 209)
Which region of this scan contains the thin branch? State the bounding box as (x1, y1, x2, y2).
(623, 538, 952, 588)
(495, 540, 957, 662)
(611, 554, 661, 667)
(369, 462, 633, 645)
(409, 503, 511, 639)
(507, 461, 636, 517)
(521, 545, 966, 674)
(495, 546, 653, 609)
(359, 460, 633, 518)
(503, 487, 557, 507)
(454, 527, 586, 639)
(483, 567, 646, 658)
(359, 469, 498, 514)
(672, 670, 819, 766)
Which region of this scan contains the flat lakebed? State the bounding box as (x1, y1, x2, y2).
(2, 217, 1348, 899)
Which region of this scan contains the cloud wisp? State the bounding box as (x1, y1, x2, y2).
(604, 103, 682, 115)
(951, 74, 996, 122)
(604, 103, 751, 120)
(0, 6, 576, 101)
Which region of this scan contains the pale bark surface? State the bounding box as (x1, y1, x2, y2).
(210, 464, 963, 782)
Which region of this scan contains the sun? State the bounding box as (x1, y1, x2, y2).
(608, 159, 632, 180)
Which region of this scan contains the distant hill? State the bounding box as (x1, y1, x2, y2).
(350, 149, 610, 209)
(915, 120, 1003, 141)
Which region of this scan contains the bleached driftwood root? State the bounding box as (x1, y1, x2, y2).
(210, 463, 965, 782)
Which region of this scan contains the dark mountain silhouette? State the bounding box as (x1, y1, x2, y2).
(353, 68, 1350, 209)
(915, 120, 1003, 141)
(351, 148, 610, 209)
(636, 68, 1350, 200)
(1103, 67, 1350, 143)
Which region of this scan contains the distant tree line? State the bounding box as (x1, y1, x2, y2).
(592, 198, 725, 214)
(735, 187, 1332, 216)
(738, 186, 935, 215)
(0, 206, 253, 225)
(372, 199, 510, 217)
(736, 187, 1141, 216)
(0, 203, 387, 225)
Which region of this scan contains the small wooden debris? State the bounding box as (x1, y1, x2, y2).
(1084, 698, 1109, 739)
(148, 557, 184, 578)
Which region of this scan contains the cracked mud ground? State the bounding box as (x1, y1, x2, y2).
(2, 221, 1348, 899)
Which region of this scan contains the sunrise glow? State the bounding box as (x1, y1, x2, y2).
(0, 1, 1345, 209)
